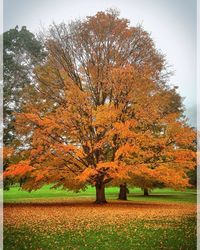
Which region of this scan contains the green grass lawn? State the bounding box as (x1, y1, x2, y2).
(4, 185, 197, 203)
(4, 217, 196, 250)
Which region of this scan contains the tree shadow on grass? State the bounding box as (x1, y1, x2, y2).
(3, 199, 190, 208)
(129, 193, 196, 198)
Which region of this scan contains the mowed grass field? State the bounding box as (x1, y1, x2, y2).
(4, 186, 197, 250)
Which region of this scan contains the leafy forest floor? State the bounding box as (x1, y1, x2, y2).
(4, 186, 197, 250)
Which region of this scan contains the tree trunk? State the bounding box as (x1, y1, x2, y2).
(118, 183, 128, 200)
(95, 183, 107, 204)
(143, 188, 149, 196)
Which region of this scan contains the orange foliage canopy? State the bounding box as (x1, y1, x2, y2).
(4, 10, 196, 198)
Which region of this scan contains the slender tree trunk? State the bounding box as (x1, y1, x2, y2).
(143, 188, 149, 196)
(118, 183, 128, 200)
(19, 177, 25, 187)
(95, 183, 107, 204)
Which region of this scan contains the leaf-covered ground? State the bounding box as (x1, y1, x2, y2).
(4, 200, 196, 231)
(4, 199, 196, 250)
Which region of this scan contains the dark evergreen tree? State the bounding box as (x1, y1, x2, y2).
(3, 26, 46, 146)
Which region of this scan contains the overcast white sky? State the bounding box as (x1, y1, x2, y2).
(3, 0, 197, 126)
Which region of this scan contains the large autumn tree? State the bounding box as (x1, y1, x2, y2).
(4, 10, 196, 204)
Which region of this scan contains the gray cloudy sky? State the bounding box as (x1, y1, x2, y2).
(4, 0, 197, 126)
